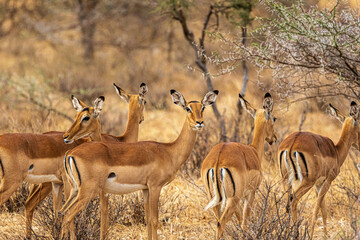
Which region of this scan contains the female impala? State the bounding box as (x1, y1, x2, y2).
(0, 95, 104, 239)
(278, 101, 360, 237)
(201, 93, 277, 239)
(24, 83, 148, 239)
(60, 89, 219, 240)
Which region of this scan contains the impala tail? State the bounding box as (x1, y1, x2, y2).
(280, 149, 308, 185)
(204, 168, 221, 211)
(61, 155, 82, 213)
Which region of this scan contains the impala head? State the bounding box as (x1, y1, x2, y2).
(63, 96, 105, 144)
(329, 101, 360, 150)
(113, 82, 148, 124)
(239, 92, 277, 144)
(170, 89, 219, 130)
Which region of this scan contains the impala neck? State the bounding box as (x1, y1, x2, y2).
(169, 117, 197, 171)
(89, 118, 102, 142)
(335, 120, 354, 167)
(118, 104, 140, 142)
(250, 114, 267, 161)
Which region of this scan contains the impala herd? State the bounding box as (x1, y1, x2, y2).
(0, 82, 357, 239)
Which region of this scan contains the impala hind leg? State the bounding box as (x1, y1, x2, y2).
(0, 177, 23, 206)
(241, 190, 255, 231)
(61, 189, 98, 240)
(312, 179, 331, 237)
(290, 181, 313, 224)
(25, 183, 52, 239)
(63, 179, 76, 239)
(216, 197, 238, 239)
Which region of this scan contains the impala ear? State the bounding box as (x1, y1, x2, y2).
(113, 83, 130, 103)
(170, 89, 186, 108)
(349, 101, 359, 121)
(329, 103, 345, 123)
(239, 94, 256, 118)
(202, 90, 219, 107)
(93, 96, 105, 117)
(72, 95, 87, 111)
(139, 83, 148, 98)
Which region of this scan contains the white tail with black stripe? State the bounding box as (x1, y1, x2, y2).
(278, 101, 360, 237)
(201, 92, 277, 239)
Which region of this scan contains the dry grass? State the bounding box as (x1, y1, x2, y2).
(0, 1, 359, 239)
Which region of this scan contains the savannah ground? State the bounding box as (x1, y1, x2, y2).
(0, 0, 359, 239)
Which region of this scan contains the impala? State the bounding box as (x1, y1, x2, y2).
(60, 89, 219, 240)
(201, 93, 277, 239)
(24, 83, 147, 239)
(0, 96, 103, 239)
(278, 101, 359, 236)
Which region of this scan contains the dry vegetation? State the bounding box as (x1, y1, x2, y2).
(0, 0, 359, 239)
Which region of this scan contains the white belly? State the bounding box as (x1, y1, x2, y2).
(24, 174, 61, 184)
(104, 178, 147, 194)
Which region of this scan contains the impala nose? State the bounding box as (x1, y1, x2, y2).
(195, 121, 204, 130)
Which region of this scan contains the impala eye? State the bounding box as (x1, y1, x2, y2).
(201, 106, 205, 112)
(82, 116, 90, 122)
(273, 117, 277, 122)
(185, 107, 191, 113)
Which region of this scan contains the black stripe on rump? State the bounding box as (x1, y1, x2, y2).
(64, 155, 68, 175)
(297, 152, 308, 177)
(279, 151, 284, 177)
(206, 169, 211, 197)
(69, 156, 81, 185)
(224, 168, 235, 196)
(0, 158, 4, 177)
(288, 152, 299, 180)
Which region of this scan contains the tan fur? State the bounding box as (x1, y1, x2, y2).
(60, 90, 219, 240)
(201, 93, 276, 239)
(24, 84, 147, 239)
(278, 102, 360, 237)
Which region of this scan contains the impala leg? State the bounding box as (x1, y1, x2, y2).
(290, 181, 313, 223)
(0, 178, 23, 205)
(241, 190, 255, 231)
(63, 178, 76, 239)
(312, 179, 331, 237)
(148, 187, 161, 240)
(61, 191, 97, 240)
(234, 203, 243, 225)
(52, 183, 64, 219)
(61, 188, 78, 213)
(25, 183, 52, 239)
(212, 205, 221, 221)
(100, 191, 109, 240)
(216, 197, 238, 240)
(142, 189, 151, 238)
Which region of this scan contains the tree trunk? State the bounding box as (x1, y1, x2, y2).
(77, 0, 99, 60)
(233, 26, 248, 141)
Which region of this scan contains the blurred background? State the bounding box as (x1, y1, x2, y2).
(0, 0, 360, 239)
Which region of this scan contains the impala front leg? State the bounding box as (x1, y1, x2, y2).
(100, 191, 109, 240)
(149, 187, 161, 240)
(142, 189, 151, 237)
